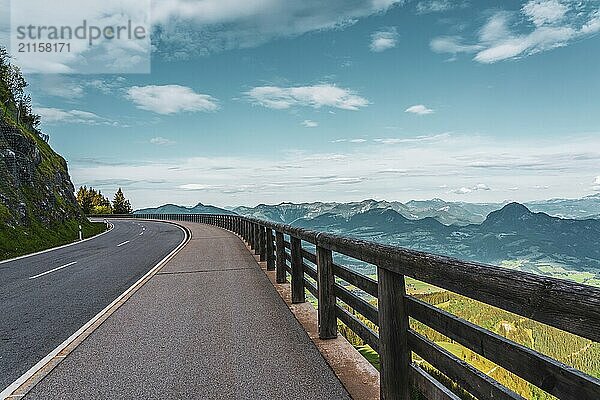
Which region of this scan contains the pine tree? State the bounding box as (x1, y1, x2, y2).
(76, 186, 114, 214)
(112, 188, 132, 214)
(76, 186, 94, 214)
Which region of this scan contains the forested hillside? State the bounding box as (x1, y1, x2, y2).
(337, 282, 599, 400)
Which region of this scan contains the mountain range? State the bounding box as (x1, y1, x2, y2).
(294, 202, 600, 282)
(231, 195, 600, 226)
(135, 196, 600, 285)
(134, 202, 236, 215)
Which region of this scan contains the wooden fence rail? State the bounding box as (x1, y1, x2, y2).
(101, 213, 600, 400)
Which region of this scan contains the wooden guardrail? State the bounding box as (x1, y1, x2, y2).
(123, 213, 600, 400)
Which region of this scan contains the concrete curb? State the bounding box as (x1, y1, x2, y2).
(0, 220, 191, 400)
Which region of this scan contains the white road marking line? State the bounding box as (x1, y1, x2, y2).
(0, 222, 190, 400)
(117, 240, 130, 247)
(28, 262, 78, 280)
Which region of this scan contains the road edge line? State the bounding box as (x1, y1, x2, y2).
(0, 220, 114, 266)
(0, 220, 191, 400)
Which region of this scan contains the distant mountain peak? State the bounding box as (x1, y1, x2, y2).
(502, 202, 531, 214)
(134, 202, 235, 215)
(483, 202, 533, 227)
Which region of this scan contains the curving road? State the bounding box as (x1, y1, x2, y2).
(0, 219, 186, 391)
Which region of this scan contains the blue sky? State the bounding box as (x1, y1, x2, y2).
(2, 0, 600, 208)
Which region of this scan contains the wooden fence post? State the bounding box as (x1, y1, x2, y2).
(275, 232, 286, 283)
(317, 244, 337, 339)
(250, 223, 256, 251)
(378, 266, 411, 400)
(266, 228, 275, 271)
(259, 226, 267, 262)
(255, 224, 261, 257)
(290, 237, 305, 304)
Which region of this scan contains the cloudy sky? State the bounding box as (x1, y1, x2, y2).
(1, 0, 600, 208)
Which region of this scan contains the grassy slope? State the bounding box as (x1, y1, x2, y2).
(0, 86, 106, 260)
(0, 221, 106, 261)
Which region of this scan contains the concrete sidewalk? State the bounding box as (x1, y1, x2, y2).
(25, 223, 350, 399)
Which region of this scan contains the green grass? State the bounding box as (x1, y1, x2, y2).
(0, 203, 10, 222)
(367, 274, 445, 295)
(405, 277, 445, 295)
(355, 344, 380, 370)
(0, 220, 106, 261)
(536, 264, 598, 286)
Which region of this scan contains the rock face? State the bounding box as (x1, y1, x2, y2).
(0, 122, 40, 186)
(0, 119, 82, 227)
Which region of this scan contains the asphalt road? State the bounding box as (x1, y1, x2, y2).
(25, 222, 350, 399)
(0, 219, 186, 391)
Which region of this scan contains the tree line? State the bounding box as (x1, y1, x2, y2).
(0, 46, 41, 129)
(76, 186, 133, 215)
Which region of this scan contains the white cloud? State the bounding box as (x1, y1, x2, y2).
(34, 107, 122, 126)
(592, 176, 600, 191)
(179, 184, 210, 191)
(331, 138, 368, 143)
(374, 133, 450, 144)
(454, 187, 472, 194)
(474, 13, 576, 63)
(30, 77, 85, 99)
(302, 120, 319, 128)
(151, 1, 405, 59)
(29, 76, 128, 100)
(70, 133, 600, 207)
(125, 85, 219, 115)
(431, 4, 600, 63)
(0, 0, 8, 45)
(245, 84, 369, 111)
(370, 27, 398, 52)
(416, 0, 459, 14)
(522, 0, 569, 27)
(430, 36, 483, 55)
(8, 0, 150, 73)
(86, 77, 127, 94)
(581, 10, 600, 35)
(405, 104, 434, 115)
(150, 137, 175, 145)
(452, 183, 491, 194)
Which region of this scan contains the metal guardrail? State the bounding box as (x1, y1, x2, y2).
(109, 213, 600, 400)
